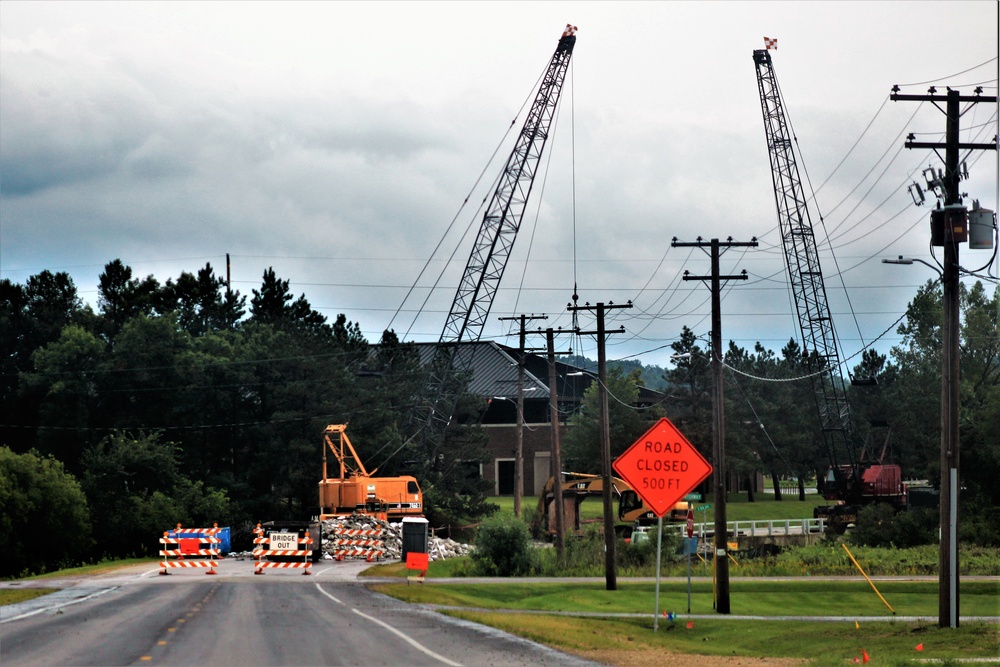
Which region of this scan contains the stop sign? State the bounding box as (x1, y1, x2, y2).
(613, 417, 712, 518)
(686, 508, 695, 538)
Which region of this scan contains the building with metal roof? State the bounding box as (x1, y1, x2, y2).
(410, 341, 665, 496)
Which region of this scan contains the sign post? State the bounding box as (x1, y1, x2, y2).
(613, 418, 713, 631)
(686, 508, 695, 612)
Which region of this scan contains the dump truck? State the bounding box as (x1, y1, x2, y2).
(318, 424, 423, 521)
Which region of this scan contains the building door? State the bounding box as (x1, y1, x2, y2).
(496, 459, 515, 495)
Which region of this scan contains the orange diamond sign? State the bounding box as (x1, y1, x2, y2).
(613, 417, 713, 518)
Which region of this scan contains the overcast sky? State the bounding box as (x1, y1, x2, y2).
(2, 1, 997, 371)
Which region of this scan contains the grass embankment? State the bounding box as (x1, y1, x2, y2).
(371, 580, 999, 666)
(0, 589, 60, 606)
(373, 579, 1000, 617)
(370, 495, 999, 664)
(445, 613, 997, 667)
(0, 558, 159, 607)
(14, 557, 159, 580)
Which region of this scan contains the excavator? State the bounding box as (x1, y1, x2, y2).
(537, 472, 690, 537)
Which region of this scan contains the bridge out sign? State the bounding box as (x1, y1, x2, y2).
(613, 417, 713, 518)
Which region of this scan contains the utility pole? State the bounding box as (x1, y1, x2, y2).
(672, 236, 757, 614)
(568, 300, 631, 591)
(498, 314, 546, 517)
(540, 327, 572, 558)
(891, 84, 996, 629)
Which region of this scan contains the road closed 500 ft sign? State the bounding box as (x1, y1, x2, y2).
(613, 417, 713, 518)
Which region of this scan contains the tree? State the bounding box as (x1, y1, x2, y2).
(20, 325, 106, 468)
(97, 260, 160, 337)
(80, 432, 229, 558)
(160, 263, 246, 336)
(0, 447, 93, 576)
(663, 326, 712, 461)
(249, 267, 330, 336)
(2, 273, 92, 453)
(562, 366, 658, 474)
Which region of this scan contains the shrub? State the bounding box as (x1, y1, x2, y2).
(850, 504, 937, 548)
(0, 447, 93, 577)
(469, 515, 534, 577)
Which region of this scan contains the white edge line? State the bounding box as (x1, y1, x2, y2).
(351, 607, 463, 667)
(1, 586, 119, 624)
(313, 583, 345, 605)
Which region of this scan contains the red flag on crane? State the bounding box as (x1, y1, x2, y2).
(764, 36, 778, 50)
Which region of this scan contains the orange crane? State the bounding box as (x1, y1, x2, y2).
(319, 424, 423, 521)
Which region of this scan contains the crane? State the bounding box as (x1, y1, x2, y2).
(407, 25, 578, 476)
(752, 47, 905, 528)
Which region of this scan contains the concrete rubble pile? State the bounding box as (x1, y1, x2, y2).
(321, 515, 474, 561)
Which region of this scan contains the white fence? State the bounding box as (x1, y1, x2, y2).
(671, 518, 826, 537)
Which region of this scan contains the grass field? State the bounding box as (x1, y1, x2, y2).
(0, 588, 59, 607)
(445, 612, 998, 667)
(491, 493, 828, 524)
(374, 579, 1000, 618)
(373, 579, 1000, 666)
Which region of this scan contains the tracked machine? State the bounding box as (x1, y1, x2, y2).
(752, 47, 906, 530)
(318, 424, 423, 521)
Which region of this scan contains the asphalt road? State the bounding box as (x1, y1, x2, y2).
(0, 560, 601, 667)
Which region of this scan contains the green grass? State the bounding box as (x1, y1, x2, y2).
(361, 558, 469, 578)
(11, 557, 158, 581)
(0, 588, 59, 606)
(444, 612, 998, 667)
(492, 493, 828, 524)
(372, 579, 1000, 618)
(372, 579, 1000, 665)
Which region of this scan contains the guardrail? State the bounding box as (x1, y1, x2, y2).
(670, 518, 826, 537)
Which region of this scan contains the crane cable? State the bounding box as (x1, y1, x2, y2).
(773, 72, 867, 375)
(385, 66, 548, 338)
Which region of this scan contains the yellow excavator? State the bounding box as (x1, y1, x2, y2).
(537, 472, 690, 537)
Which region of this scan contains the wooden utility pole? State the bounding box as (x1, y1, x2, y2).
(541, 327, 572, 558)
(672, 236, 756, 614)
(891, 85, 996, 628)
(568, 300, 631, 591)
(498, 314, 545, 517)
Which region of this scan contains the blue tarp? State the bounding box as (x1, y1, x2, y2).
(167, 527, 230, 555)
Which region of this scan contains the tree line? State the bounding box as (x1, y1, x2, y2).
(560, 281, 999, 546)
(2, 260, 997, 576)
(0, 260, 491, 576)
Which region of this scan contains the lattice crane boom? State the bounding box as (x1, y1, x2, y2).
(409, 25, 578, 464)
(752, 48, 858, 479)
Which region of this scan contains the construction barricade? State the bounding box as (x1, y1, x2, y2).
(253, 523, 313, 575)
(159, 523, 222, 575)
(330, 524, 385, 562)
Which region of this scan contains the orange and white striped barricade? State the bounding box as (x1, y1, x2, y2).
(159, 523, 222, 575)
(330, 526, 385, 562)
(252, 523, 313, 575)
